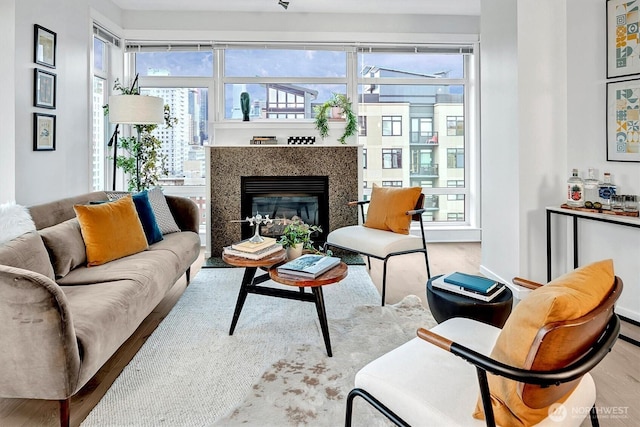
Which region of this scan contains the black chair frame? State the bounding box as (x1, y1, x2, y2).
(324, 198, 431, 306)
(345, 314, 620, 427)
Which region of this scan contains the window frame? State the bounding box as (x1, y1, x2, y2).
(382, 148, 403, 169)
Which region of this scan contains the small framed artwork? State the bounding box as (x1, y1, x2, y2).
(34, 68, 56, 109)
(606, 78, 640, 162)
(33, 113, 56, 151)
(34, 24, 56, 68)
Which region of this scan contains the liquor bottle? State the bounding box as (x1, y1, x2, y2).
(583, 168, 600, 208)
(566, 169, 584, 207)
(598, 172, 616, 210)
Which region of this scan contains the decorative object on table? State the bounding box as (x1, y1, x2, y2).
(566, 168, 584, 207)
(287, 136, 316, 145)
(583, 168, 600, 207)
(223, 242, 283, 260)
(607, 0, 640, 78)
(34, 68, 56, 109)
(313, 93, 357, 144)
(34, 24, 56, 68)
(624, 194, 639, 212)
(606, 78, 640, 162)
(560, 202, 639, 217)
(232, 236, 277, 253)
(250, 136, 278, 145)
(107, 75, 177, 191)
(432, 272, 506, 302)
(276, 253, 341, 279)
(599, 172, 617, 209)
(245, 212, 273, 243)
(277, 218, 322, 259)
(278, 0, 289, 10)
(240, 91, 250, 121)
(33, 112, 56, 151)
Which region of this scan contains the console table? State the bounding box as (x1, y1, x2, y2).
(546, 206, 640, 347)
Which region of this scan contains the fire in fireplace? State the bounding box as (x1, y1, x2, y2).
(241, 176, 329, 245)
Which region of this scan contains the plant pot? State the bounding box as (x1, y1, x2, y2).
(286, 243, 304, 260)
(330, 106, 343, 119)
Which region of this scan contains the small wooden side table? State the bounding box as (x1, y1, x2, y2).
(223, 249, 347, 357)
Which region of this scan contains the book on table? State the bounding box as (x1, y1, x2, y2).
(433, 273, 506, 302)
(223, 242, 283, 260)
(276, 254, 341, 279)
(231, 237, 277, 253)
(442, 271, 500, 294)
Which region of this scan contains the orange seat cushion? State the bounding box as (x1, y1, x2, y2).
(74, 195, 148, 266)
(473, 259, 615, 426)
(363, 184, 422, 234)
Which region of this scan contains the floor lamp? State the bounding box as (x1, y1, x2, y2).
(108, 94, 164, 191)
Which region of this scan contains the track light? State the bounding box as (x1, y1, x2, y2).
(278, 0, 289, 10)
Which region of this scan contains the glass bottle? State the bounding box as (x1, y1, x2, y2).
(583, 168, 600, 207)
(567, 169, 584, 207)
(598, 172, 616, 210)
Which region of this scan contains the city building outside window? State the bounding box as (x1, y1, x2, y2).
(363, 148, 367, 169)
(382, 116, 402, 136)
(382, 181, 403, 187)
(382, 148, 402, 169)
(358, 115, 367, 136)
(447, 148, 464, 169)
(447, 115, 464, 136)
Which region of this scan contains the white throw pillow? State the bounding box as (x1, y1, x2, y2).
(147, 187, 181, 235)
(0, 201, 36, 245)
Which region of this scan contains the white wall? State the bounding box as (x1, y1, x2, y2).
(0, 0, 16, 204)
(481, 0, 640, 321)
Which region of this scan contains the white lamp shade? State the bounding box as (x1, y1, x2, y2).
(108, 94, 165, 124)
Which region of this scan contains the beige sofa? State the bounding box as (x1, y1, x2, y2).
(0, 191, 201, 426)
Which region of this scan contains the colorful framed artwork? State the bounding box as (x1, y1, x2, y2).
(34, 24, 56, 68)
(33, 113, 56, 151)
(34, 68, 56, 109)
(607, 78, 640, 161)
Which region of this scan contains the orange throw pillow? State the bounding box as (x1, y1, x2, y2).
(74, 195, 148, 266)
(473, 259, 615, 426)
(363, 184, 422, 234)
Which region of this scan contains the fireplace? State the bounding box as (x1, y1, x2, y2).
(241, 176, 329, 244)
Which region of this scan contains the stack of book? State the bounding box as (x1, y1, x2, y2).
(250, 136, 278, 145)
(223, 237, 283, 260)
(432, 272, 506, 302)
(276, 254, 341, 278)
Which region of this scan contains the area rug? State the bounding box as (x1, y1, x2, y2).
(81, 266, 436, 427)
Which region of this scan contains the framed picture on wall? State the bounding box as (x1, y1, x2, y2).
(33, 113, 56, 151)
(34, 24, 56, 68)
(34, 68, 56, 109)
(606, 78, 640, 161)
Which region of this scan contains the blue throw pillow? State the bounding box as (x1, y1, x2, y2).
(132, 190, 164, 245)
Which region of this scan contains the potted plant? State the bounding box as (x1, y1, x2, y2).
(313, 93, 358, 144)
(277, 218, 322, 259)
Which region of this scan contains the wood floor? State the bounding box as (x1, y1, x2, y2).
(1, 243, 638, 426)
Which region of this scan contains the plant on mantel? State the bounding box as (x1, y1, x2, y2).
(313, 93, 358, 144)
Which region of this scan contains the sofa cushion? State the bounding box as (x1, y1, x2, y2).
(0, 202, 36, 244)
(0, 231, 55, 280)
(148, 187, 181, 234)
(74, 195, 148, 266)
(39, 218, 86, 278)
(473, 259, 615, 426)
(132, 190, 163, 245)
(363, 184, 422, 234)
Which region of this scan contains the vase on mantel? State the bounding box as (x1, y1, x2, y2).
(286, 243, 304, 260)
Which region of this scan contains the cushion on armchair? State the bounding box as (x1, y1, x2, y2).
(0, 231, 55, 280)
(74, 195, 149, 266)
(363, 184, 422, 234)
(473, 259, 615, 426)
(39, 218, 87, 278)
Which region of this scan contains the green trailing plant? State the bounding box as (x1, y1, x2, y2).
(105, 79, 178, 191)
(313, 93, 357, 144)
(277, 219, 322, 250)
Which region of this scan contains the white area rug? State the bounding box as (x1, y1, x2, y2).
(81, 266, 436, 426)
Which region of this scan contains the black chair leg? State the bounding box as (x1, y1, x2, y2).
(381, 259, 389, 306)
(186, 266, 191, 284)
(423, 250, 431, 279)
(345, 388, 410, 427)
(590, 405, 600, 427)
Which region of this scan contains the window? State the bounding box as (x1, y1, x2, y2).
(447, 149, 464, 169)
(382, 181, 402, 187)
(447, 180, 465, 187)
(447, 116, 464, 136)
(382, 148, 402, 169)
(447, 213, 465, 221)
(363, 181, 368, 188)
(358, 115, 367, 136)
(363, 148, 367, 169)
(382, 116, 402, 136)
(411, 117, 434, 143)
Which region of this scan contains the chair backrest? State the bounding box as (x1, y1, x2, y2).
(411, 193, 425, 221)
(518, 276, 623, 408)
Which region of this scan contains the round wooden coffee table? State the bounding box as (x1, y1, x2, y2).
(269, 262, 348, 357)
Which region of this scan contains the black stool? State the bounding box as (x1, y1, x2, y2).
(426, 274, 514, 328)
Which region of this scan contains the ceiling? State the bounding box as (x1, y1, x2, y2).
(111, 0, 480, 16)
